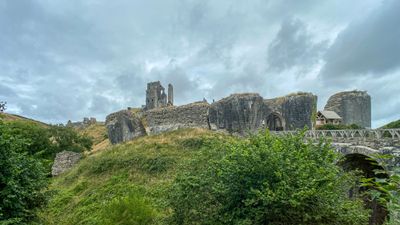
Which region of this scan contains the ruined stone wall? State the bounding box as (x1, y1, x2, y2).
(145, 102, 210, 135)
(106, 92, 317, 144)
(51, 151, 82, 176)
(324, 91, 371, 128)
(105, 109, 147, 144)
(280, 93, 317, 130)
(208, 93, 269, 134)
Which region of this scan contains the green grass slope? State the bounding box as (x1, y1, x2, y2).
(0, 113, 48, 127)
(381, 119, 400, 129)
(38, 128, 232, 225)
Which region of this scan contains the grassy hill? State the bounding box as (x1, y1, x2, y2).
(0, 113, 48, 127)
(75, 123, 111, 153)
(37, 128, 231, 225)
(381, 119, 400, 129)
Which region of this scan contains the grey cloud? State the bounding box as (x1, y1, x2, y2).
(320, 0, 400, 82)
(89, 95, 117, 115)
(0, 0, 398, 128)
(0, 84, 16, 98)
(267, 18, 327, 72)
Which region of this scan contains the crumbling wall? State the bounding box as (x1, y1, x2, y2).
(208, 93, 269, 134)
(105, 109, 147, 144)
(51, 151, 82, 176)
(145, 102, 210, 135)
(105, 92, 317, 144)
(324, 91, 371, 128)
(279, 93, 317, 130)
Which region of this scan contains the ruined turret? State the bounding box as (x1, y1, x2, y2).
(168, 83, 174, 106)
(145, 81, 168, 110)
(324, 90, 371, 128)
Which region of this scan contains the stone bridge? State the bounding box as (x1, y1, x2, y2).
(272, 129, 400, 169)
(271, 129, 400, 224)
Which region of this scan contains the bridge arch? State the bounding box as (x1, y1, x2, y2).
(340, 153, 388, 225)
(266, 112, 285, 131)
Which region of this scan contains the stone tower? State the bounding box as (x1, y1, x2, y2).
(324, 90, 371, 128)
(168, 83, 174, 106)
(145, 81, 168, 110)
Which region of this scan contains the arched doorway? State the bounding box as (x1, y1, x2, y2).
(340, 154, 388, 225)
(266, 113, 284, 131)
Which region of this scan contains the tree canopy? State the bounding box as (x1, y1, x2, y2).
(169, 131, 370, 225)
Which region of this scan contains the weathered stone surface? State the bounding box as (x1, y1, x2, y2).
(145, 102, 210, 134)
(279, 93, 317, 130)
(105, 109, 147, 144)
(209, 92, 317, 134)
(324, 90, 371, 128)
(209, 93, 268, 134)
(51, 151, 82, 176)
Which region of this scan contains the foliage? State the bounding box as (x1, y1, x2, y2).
(316, 123, 363, 130)
(0, 120, 47, 223)
(0, 120, 94, 224)
(49, 125, 93, 154)
(169, 131, 369, 225)
(361, 157, 400, 225)
(101, 190, 157, 225)
(0, 101, 6, 113)
(38, 128, 230, 225)
(381, 119, 400, 129)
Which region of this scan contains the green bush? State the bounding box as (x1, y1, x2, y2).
(169, 131, 370, 225)
(0, 121, 47, 223)
(317, 123, 363, 130)
(0, 120, 93, 223)
(49, 125, 93, 154)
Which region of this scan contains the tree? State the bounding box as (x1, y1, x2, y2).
(0, 101, 6, 113)
(0, 120, 47, 223)
(0, 120, 94, 223)
(169, 131, 370, 225)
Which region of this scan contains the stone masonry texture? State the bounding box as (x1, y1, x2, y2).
(51, 151, 82, 176)
(105, 109, 147, 144)
(324, 90, 371, 128)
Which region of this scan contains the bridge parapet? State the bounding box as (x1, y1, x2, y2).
(271, 129, 400, 149)
(272, 129, 400, 139)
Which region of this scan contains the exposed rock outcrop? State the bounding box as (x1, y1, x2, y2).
(145, 102, 210, 135)
(51, 151, 82, 176)
(105, 109, 147, 144)
(324, 90, 371, 128)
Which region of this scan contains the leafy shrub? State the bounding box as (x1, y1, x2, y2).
(0, 121, 47, 223)
(317, 123, 363, 130)
(361, 156, 400, 225)
(169, 131, 370, 225)
(49, 125, 93, 154)
(0, 120, 93, 223)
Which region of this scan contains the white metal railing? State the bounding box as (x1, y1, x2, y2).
(271, 129, 400, 139)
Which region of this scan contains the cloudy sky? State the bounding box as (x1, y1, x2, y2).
(0, 0, 399, 127)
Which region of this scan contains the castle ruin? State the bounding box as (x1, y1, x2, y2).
(145, 81, 173, 110)
(106, 81, 372, 145)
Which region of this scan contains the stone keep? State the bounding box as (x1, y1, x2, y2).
(145, 81, 173, 110)
(324, 90, 371, 128)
